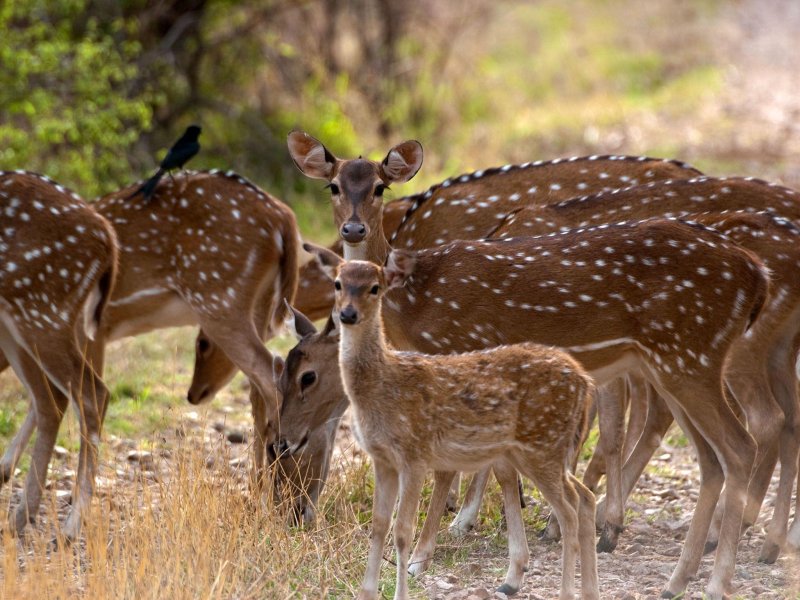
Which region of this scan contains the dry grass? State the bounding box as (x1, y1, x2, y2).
(0, 427, 380, 599)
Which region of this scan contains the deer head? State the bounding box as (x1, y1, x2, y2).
(274, 305, 344, 457)
(287, 131, 422, 259)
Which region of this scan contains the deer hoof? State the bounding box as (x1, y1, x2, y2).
(596, 522, 622, 553)
(758, 541, 780, 564)
(496, 583, 518, 596)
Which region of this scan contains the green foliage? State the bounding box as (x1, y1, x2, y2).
(0, 0, 156, 197)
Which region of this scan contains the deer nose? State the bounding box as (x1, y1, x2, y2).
(341, 222, 366, 243)
(339, 305, 358, 324)
(276, 438, 289, 456)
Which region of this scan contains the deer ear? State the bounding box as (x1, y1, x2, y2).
(380, 140, 423, 184)
(284, 299, 317, 340)
(287, 131, 338, 180)
(272, 355, 285, 380)
(303, 242, 343, 280)
(385, 249, 416, 288)
(321, 314, 340, 338)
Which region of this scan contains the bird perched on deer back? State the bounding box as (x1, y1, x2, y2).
(129, 124, 202, 200)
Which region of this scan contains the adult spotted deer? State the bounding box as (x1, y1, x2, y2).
(278, 256, 598, 600)
(485, 177, 800, 558)
(0, 171, 117, 541)
(287, 134, 771, 598)
(0, 170, 300, 494)
(287, 147, 700, 321)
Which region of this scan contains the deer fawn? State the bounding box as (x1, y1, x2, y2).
(0, 171, 117, 541)
(488, 177, 800, 560)
(286, 132, 771, 599)
(0, 170, 300, 496)
(277, 255, 598, 600)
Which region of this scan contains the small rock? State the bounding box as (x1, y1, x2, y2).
(436, 580, 454, 590)
(467, 588, 491, 600)
(626, 543, 644, 555)
(126, 450, 155, 470)
(493, 592, 508, 600)
(227, 430, 247, 444)
(53, 445, 68, 459)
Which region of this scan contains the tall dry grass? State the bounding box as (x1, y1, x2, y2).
(0, 430, 380, 600)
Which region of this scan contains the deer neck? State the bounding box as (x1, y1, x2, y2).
(338, 314, 391, 404)
(342, 229, 392, 264)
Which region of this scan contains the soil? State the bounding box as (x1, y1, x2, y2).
(8, 399, 797, 599)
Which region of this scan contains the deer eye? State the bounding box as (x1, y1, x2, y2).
(370, 285, 379, 295)
(197, 337, 211, 354)
(375, 184, 386, 197)
(334, 280, 342, 291)
(300, 371, 316, 389)
(326, 183, 340, 195)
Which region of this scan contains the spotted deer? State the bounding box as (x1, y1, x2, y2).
(483, 177, 800, 559)
(0, 171, 117, 541)
(288, 134, 773, 598)
(277, 256, 598, 600)
(0, 170, 300, 493)
(288, 145, 701, 321)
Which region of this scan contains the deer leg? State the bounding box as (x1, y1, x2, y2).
(581, 393, 603, 490)
(393, 466, 425, 600)
(525, 465, 579, 600)
(494, 461, 530, 596)
(446, 472, 460, 512)
(623, 374, 650, 463)
(7, 351, 69, 536)
(705, 349, 783, 554)
(360, 459, 399, 600)
(32, 336, 106, 543)
(409, 470, 456, 576)
(572, 473, 599, 600)
(0, 405, 36, 485)
(653, 376, 755, 600)
(450, 467, 490, 536)
(597, 390, 673, 527)
(198, 317, 277, 486)
(763, 335, 800, 561)
(596, 378, 626, 553)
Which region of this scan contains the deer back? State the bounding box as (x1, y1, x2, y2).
(493, 176, 800, 239)
(381, 219, 768, 383)
(0, 171, 117, 340)
(96, 170, 299, 340)
(390, 156, 702, 250)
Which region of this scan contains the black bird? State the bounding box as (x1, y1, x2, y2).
(129, 124, 202, 200)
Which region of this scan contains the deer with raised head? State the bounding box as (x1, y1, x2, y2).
(287, 146, 701, 321)
(484, 177, 800, 559)
(0, 171, 117, 541)
(285, 133, 771, 599)
(0, 170, 300, 498)
(276, 255, 598, 600)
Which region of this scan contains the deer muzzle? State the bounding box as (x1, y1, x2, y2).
(340, 221, 367, 243)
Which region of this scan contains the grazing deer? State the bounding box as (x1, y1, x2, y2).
(277, 256, 598, 600)
(0, 171, 117, 541)
(486, 178, 800, 558)
(0, 170, 300, 494)
(287, 134, 772, 598)
(268, 303, 349, 523)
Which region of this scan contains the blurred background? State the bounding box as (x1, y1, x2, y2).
(2, 0, 799, 239)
